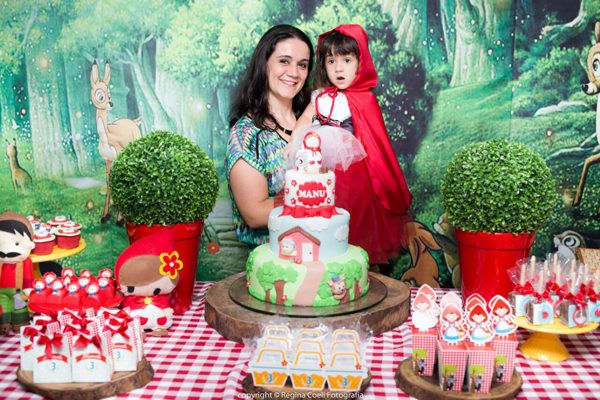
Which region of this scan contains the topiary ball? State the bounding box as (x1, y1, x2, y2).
(110, 131, 218, 226)
(441, 140, 556, 233)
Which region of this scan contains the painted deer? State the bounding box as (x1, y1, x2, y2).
(573, 22, 600, 206)
(90, 61, 142, 223)
(5, 138, 32, 191)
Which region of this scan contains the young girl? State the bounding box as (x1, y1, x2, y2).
(288, 24, 412, 264)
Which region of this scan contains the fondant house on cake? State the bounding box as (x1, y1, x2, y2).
(278, 227, 321, 263)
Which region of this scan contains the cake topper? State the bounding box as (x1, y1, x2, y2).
(412, 291, 439, 331)
(488, 295, 517, 336)
(439, 303, 466, 344)
(467, 304, 494, 345)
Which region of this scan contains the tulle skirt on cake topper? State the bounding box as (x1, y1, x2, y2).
(286, 123, 366, 171)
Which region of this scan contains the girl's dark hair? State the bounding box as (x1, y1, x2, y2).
(314, 31, 360, 89)
(229, 25, 314, 129)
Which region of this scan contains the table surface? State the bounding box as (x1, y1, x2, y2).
(0, 282, 598, 400)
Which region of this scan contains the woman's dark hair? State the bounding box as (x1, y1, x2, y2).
(229, 25, 314, 129)
(314, 31, 360, 89)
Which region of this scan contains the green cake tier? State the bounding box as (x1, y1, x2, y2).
(246, 244, 370, 307)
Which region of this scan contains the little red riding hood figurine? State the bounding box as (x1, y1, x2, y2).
(115, 230, 182, 336)
(0, 212, 35, 334)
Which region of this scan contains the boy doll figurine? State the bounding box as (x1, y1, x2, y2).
(0, 212, 35, 334)
(115, 231, 182, 336)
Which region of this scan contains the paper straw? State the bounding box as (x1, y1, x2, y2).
(519, 263, 526, 285)
(538, 266, 545, 293)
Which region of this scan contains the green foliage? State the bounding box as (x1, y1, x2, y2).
(495, 354, 507, 365)
(442, 364, 457, 375)
(255, 261, 298, 292)
(441, 140, 556, 233)
(469, 364, 485, 376)
(60, 0, 175, 60)
(412, 349, 427, 359)
(316, 261, 357, 299)
(160, 0, 299, 86)
(109, 131, 218, 225)
(513, 48, 585, 117)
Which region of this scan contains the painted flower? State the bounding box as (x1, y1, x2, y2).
(208, 242, 220, 255)
(291, 180, 297, 186)
(291, 198, 296, 205)
(281, 295, 288, 302)
(246, 280, 251, 288)
(327, 198, 331, 204)
(285, 188, 289, 194)
(159, 251, 184, 280)
(327, 179, 332, 185)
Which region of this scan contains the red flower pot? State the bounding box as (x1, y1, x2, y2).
(126, 220, 204, 315)
(455, 229, 536, 301)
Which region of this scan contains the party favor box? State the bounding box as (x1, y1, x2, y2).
(326, 352, 368, 392)
(248, 349, 289, 388)
(436, 340, 468, 392)
(491, 334, 518, 383)
(411, 326, 436, 377)
(465, 340, 496, 394)
(289, 351, 327, 391)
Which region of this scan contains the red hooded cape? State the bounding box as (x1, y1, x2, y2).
(317, 24, 412, 214)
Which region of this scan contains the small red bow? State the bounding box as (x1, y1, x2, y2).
(514, 282, 534, 295)
(74, 332, 102, 350)
(104, 324, 130, 340)
(23, 326, 40, 340)
(37, 333, 64, 358)
(315, 86, 342, 127)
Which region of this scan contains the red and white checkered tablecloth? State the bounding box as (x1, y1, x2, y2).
(0, 283, 599, 399)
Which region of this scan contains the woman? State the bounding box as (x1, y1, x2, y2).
(226, 25, 314, 245)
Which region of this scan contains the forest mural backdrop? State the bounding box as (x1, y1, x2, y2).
(1, 0, 599, 287)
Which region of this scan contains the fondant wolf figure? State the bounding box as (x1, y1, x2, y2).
(90, 61, 142, 223)
(573, 22, 600, 206)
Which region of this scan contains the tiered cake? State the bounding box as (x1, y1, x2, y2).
(246, 132, 370, 307)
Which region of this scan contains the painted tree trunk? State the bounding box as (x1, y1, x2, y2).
(129, 57, 176, 132)
(339, 289, 350, 304)
(440, 0, 456, 66)
(274, 280, 285, 305)
(0, 71, 17, 138)
(379, 0, 427, 56)
(25, 41, 77, 177)
(353, 278, 360, 300)
(64, 59, 95, 172)
(451, 0, 515, 86)
(264, 289, 271, 303)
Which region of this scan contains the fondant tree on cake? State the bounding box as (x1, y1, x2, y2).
(317, 261, 364, 304)
(256, 262, 298, 305)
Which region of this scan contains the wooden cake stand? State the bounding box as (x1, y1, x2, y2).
(204, 272, 410, 343)
(515, 316, 599, 362)
(16, 358, 154, 400)
(395, 357, 522, 400)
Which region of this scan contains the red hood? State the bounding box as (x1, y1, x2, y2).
(318, 24, 377, 92)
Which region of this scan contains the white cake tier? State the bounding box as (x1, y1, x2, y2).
(268, 206, 350, 260)
(284, 170, 336, 214)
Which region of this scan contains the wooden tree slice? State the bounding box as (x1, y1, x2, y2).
(395, 357, 522, 400)
(242, 371, 371, 399)
(205, 272, 410, 343)
(16, 358, 154, 400)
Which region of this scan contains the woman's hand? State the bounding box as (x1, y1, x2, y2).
(229, 159, 275, 229)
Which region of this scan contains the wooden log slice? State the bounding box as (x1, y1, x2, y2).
(205, 272, 410, 343)
(242, 371, 371, 399)
(395, 357, 522, 400)
(16, 358, 154, 400)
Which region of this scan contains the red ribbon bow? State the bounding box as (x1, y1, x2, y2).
(514, 282, 534, 295)
(579, 284, 597, 303)
(104, 324, 130, 340)
(36, 333, 64, 358)
(563, 292, 588, 311)
(23, 326, 40, 341)
(315, 87, 342, 127)
(74, 332, 102, 351)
